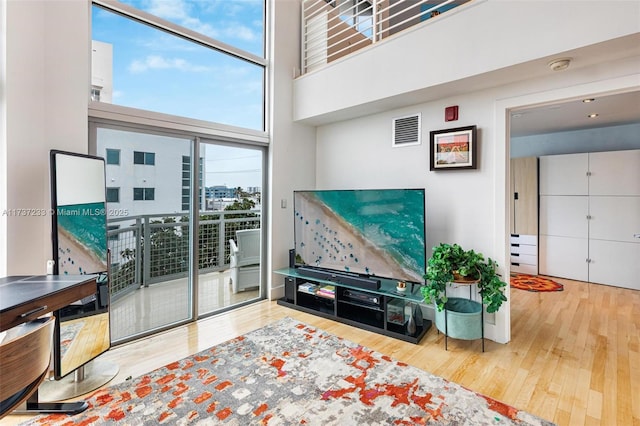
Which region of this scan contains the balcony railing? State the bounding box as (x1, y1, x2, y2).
(107, 210, 260, 300)
(302, 0, 472, 73)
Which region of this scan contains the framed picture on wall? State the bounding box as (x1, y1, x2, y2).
(429, 125, 477, 170)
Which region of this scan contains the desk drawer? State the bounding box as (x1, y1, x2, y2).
(0, 279, 96, 332)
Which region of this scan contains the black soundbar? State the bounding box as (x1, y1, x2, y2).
(297, 267, 381, 290)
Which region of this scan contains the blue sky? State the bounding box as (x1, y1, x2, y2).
(92, 1, 265, 190)
(92, 0, 264, 131)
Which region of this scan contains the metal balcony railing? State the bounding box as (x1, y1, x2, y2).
(301, 0, 472, 73)
(107, 210, 260, 300)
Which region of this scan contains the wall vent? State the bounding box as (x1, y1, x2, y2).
(392, 114, 421, 147)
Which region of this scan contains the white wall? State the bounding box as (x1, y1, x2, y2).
(3, 0, 90, 275)
(0, 0, 7, 276)
(268, 0, 317, 299)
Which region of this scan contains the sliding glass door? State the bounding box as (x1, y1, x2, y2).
(95, 125, 194, 342)
(196, 142, 264, 317)
(93, 124, 265, 343)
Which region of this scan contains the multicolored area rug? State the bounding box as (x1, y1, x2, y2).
(22, 317, 555, 425)
(510, 274, 564, 292)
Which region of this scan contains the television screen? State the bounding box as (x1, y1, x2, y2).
(294, 189, 426, 284)
(50, 150, 111, 379)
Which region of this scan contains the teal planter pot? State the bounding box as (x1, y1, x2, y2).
(435, 297, 483, 340)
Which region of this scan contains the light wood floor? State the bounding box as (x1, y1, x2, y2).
(4, 277, 638, 426)
(60, 313, 110, 376)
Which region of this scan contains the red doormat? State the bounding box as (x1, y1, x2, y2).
(510, 274, 563, 292)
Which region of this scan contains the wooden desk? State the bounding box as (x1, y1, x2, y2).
(0, 275, 97, 415)
(0, 275, 97, 332)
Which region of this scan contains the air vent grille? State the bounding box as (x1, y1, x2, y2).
(392, 114, 421, 147)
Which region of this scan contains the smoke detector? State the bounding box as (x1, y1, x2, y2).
(548, 58, 571, 71)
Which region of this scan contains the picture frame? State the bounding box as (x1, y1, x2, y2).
(429, 125, 477, 170)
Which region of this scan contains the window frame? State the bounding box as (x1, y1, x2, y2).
(90, 0, 269, 134)
(106, 148, 120, 165)
(133, 151, 155, 165)
(106, 187, 120, 203)
(88, 0, 270, 339)
(133, 187, 155, 201)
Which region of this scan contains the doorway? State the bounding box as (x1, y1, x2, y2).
(507, 90, 640, 287)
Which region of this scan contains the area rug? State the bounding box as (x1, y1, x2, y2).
(21, 317, 555, 425)
(510, 274, 563, 292)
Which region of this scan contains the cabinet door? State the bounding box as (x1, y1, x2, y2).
(539, 195, 588, 238)
(589, 150, 640, 196)
(539, 153, 588, 195)
(590, 196, 640, 243)
(511, 157, 538, 235)
(589, 240, 640, 290)
(539, 235, 588, 281)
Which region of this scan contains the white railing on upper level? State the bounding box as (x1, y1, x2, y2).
(301, 0, 472, 74)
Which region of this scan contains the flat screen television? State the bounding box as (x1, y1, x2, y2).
(293, 189, 426, 285)
(50, 150, 111, 379)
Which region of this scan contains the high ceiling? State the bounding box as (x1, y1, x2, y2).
(509, 90, 640, 137)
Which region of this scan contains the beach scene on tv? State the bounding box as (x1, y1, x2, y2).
(56, 202, 108, 275)
(294, 190, 426, 284)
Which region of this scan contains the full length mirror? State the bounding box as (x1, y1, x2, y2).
(50, 150, 111, 379)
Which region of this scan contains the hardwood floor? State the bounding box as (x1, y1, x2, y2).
(4, 277, 638, 426)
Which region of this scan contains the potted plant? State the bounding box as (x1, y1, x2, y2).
(421, 243, 508, 313)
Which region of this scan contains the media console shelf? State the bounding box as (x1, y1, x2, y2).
(275, 268, 431, 344)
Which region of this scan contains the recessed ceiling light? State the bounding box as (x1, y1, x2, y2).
(588, 113, 599, 118)
(582, 98, 595, 103)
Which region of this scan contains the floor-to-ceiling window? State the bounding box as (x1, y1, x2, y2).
(197, 142, 264, 317)
(89, 0, 267, 343)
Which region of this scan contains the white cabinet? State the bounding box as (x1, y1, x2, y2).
(539, 196, 588, 238)
(539, 153, 588, 195)
(539, 150, 640, 290)
(589, 240, 640, 289)
(589, 197, 640, 243)
(588, 150, 640, 196)
(510, 234, 538, 275)
(539, 235, 589, 282)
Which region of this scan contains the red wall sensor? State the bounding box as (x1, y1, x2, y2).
(445, 105, 458, 122)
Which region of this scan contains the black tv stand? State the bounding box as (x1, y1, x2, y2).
(275, 268, 430, 344)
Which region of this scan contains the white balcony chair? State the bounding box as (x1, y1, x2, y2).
(229, 228, 261, 293)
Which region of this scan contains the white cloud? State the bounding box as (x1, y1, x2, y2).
(140, 0, 259, 44)
(128, 55, 211, 73)
(144, 0, 220, 39)
(223, 23, 257, 42)
(145, 0, 190, 21)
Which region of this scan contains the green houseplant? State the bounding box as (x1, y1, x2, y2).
(421, 243, 508, 313)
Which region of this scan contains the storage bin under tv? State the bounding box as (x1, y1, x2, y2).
(275, 268, 431, 344)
